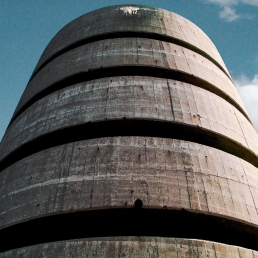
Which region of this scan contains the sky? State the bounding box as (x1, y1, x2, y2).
(0, 0, 258, 141)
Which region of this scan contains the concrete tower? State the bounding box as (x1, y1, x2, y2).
(1, 5, 258, 257)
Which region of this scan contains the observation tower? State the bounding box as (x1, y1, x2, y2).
(1, 5, 258, 257)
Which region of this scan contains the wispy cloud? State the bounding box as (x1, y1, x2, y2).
(205, 0, 258, 6)
(203, 0, 258, 22)
(219, 6, 240, 21)
(234, 74, 258, 133)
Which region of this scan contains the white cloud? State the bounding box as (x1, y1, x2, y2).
(205, 0, 258, 6)
(234, 75, 258, 133)
(205, 0, 239, 5)
(219, 6, 240, 21)
(203, 0, 258, 21)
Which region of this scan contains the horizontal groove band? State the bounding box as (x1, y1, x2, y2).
(9, 66, 250, 128)
(13, 37, 245, 123)
(30, 32, 231, 82)
(1, 119, 258, 173)
(1, 208, 258, 252)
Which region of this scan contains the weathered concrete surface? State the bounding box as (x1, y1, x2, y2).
(1, 4, 258, 256)
(1, 77, 257, 163)
(14, 38, 245, 118)
(1, 137, 258, 229)
(33, 5, 229, 76)
(1, 237, 257, 257)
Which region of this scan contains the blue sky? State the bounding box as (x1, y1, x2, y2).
(1, 0, 258, 140)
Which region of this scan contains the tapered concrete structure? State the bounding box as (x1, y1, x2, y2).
(1, 5, 258, 257)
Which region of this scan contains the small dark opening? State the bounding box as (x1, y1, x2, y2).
(134, 199, 143, 209)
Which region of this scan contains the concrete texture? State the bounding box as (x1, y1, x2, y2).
(1, 137, 258, 229)
(33, 5, 229, 76)
(1, 77, 257, 164)
(1, 4, 258, 257)
(14, 38, 246, 118)
(1, 237, 258, 257)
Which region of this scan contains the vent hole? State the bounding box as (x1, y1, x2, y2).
(134, 199, 143, 209)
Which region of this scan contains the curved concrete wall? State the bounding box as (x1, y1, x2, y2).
(1, 137, 258, 228)
(33, 5, 229, 76)
(14, 38, 246, 118)
(1, 77, 258, 163)
(1, 237, 258, 257)
(1, 4, 258, 256)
